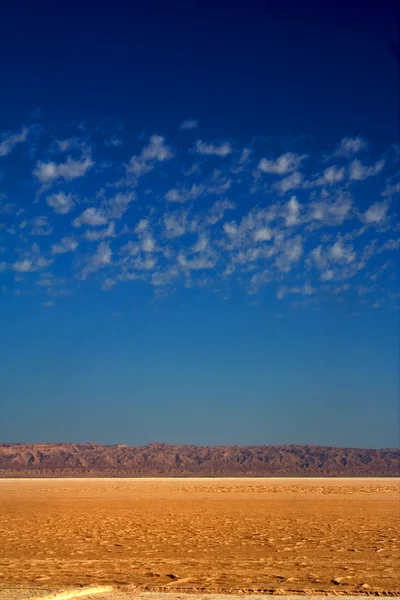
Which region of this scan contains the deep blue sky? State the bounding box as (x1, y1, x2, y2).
(0, 0, 399, 448)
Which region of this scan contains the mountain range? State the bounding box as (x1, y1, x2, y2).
(0, 442, 399, 477)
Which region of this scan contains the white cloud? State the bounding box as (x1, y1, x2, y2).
(333, 136, 367, 158)
(284, 196, 301, 227)
(275, 235, 303, 272)
(330, 238, 355, 264)
(178, 251, 216, 270)
(194, 140, 232, 157)
(84, 221, 116, 241)
(30, 216, 52, 236)
(258, 152, 307, 175)
(0, 127, 30, 157)
(207, 199, 235, 225)
(308, 192, 353, 226)
(52, 236, 78, 254)
(349, 159, 384, 181)
(141, 135, 174, 161)
(12, 250, 52, 272)
(274, 171, 303, 194)
(253, 227, 272, 242)
(191, 234, 209, 253)
(363, 201, 389, 224)
(101, 192, 135, 219)
(81, 241, 112, 278)
(142, 235, 156, 253)
(277, 282, 315, 299)
(34, 155, 94, 184)
(46, 192, 75, 214)
(163, 210, 190, 238)
(382, 181, 400, 197)
(105, 136, 122, 147)
(165, 183, 204, 203)
(126, 135, 174, 179)
(73, 207, 107, 227)
(180, 119, 198, 130)
(315, 166, 345, 186)
(135, 218, 149, 233)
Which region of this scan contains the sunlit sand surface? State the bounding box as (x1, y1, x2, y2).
(0, 478, 399, 595)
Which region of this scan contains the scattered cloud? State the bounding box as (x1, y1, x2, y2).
(73, 207, 108, 227)
(258, 152, 307, 175)
(349, 159, 384, 181)
(332, 136, 367, 158)
(81, 241, 112, 278)
(126, 135, 174, 179)
(34, 155, 94, 184)
(1, 121, 398, 309)
(0, 127, 30, 157)
(46, 192, 75, 214)
(363, 201, 389, 225)
(52, 236, 79, 254)
(180, 119, 198, 130)
(194, 140, 232, 157)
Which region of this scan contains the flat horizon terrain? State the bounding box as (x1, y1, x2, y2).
(0, 478, 399, 596)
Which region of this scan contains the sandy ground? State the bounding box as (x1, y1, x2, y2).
(0, 478, 399, 596)
(1, 593, 399, 600)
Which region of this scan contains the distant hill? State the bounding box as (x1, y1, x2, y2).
(0, 442, 398, 477)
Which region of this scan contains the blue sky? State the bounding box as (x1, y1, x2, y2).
(0, 0, 399, 448)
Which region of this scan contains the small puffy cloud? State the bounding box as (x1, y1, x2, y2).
(73, 207, 107, 227)
(101, 192, 135, 219)
(12, 247, 52, 272)
(105, 136, 122, 147)
(191, 234, 209, 253)
(207, 199, 235, 225)
(178, 250, 217, 270)
(81, 241, 112, 278)
(135, 218, 149, 233)
(315, 166, 346, 186)
(363, 201, 389, 224)
(194, 140, 232, 157)
(253, 227, 272, 242)
(284, 196, 301, 226)
(382, 181, 400, 197)
(46, 192, 75, 214)
(163, 210, 189, 238)
(330, 238, 355, 264)
(239, 148, 251, 164)
(274, 171, 303, 194)
(30, 216, 52, 236)
(52, 236, 78, 254)
(333, 136, 367, 158)
(126, 135, 174, 178)
(180, 119, 198, 130)
(165, 183, 204, 203)
(141, 135, 174, 161)
(84, 221, 116, 241)
(0, 127, 30, 157)
(349, 159, 384, 181)
(277, 282, 315, 299)
(34, 155, 94, 184)
(258, 152, 307, 175)
(141, 235, 156, 253)
(309, 192, 353, 226)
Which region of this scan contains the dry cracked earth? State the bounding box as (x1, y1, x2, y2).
(0, 478, 399, 596)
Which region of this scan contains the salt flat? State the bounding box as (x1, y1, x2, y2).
(0, 478, 399, 595)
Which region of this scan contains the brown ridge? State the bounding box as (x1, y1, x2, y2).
(0, 442, 398, 477)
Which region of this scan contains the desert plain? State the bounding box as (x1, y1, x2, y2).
(0, 478, 399, 597)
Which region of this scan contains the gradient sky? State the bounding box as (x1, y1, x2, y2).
(0, 0, 399, 449)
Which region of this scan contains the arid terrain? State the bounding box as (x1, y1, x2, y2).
(0, 478, 399, 596)
(0, 443, 399, 477)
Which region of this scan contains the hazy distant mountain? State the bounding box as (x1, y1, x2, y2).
(0, 443, 398, 477)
